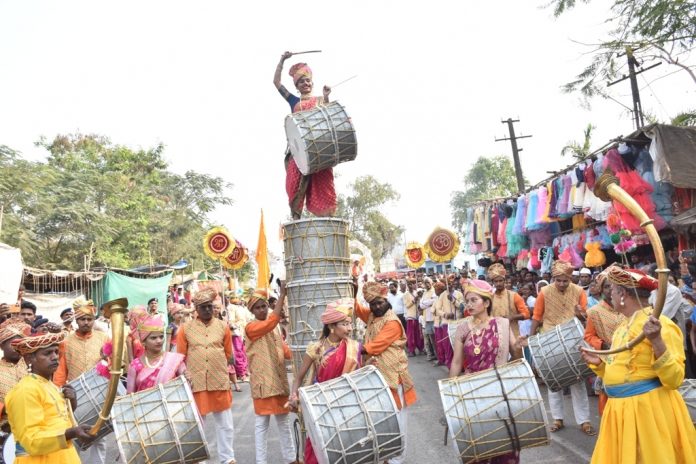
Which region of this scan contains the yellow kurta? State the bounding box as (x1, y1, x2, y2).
(5, 374, 79, 464)
(589, 309, 696, 464)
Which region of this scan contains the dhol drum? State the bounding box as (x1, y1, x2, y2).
(285, 101, 358, 175)
(67, 367, 127, 450)
(439, 359, 549, 464)
(678, 379, 696, 424)
(290, 344, 308, 374)
(111, 377, 209, 464)
(1, 433, 14, 464)
(527, 318, 593, 392)
(286, 278, 353, 346)
(299, 365, 404, 464)
(283, 218, 350, 282)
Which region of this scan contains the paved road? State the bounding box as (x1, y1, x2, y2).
(104, 354, 600, 463)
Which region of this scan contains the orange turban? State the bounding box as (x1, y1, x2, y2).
(433, 281, 447, 292)
(247, 288, 270, 310)
(487, 263, 507, 280)
(551, 260, 574, 278)
(11, 329, 66, 355)
(363, 282, 388, 303)
(321, 298, 354, 324)
(0, 320, 29, 345)
(72, 298, 96, 319)
(289, 62, 312, 84)
(192, 288, 218, 307)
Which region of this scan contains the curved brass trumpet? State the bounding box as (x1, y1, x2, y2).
(89, 297, 128, 435)
(582, 171, 669, 355)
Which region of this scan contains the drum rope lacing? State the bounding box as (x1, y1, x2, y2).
(557, 320, 585, 381)
(492, 365, 522, 454)
(158, 383, 186, 461)
(317, 105, 340, 166)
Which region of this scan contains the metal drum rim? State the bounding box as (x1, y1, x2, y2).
(298, 365, 404, 464)
(282, 217, 351, 228)
(437, 359, 549, 461)
(111, 377, 210, 464)
(286, 278, 354, 288)
(527, 317, 590, 391)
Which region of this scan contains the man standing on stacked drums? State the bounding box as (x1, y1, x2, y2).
(530, 260, 596, 436)
(274, 51, 335, 219)
(53, 298, 109, 464)
(355, 281, 417, 464)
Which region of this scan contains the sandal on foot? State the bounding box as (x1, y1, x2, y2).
(581, 422, 597, 436)
(550, 420, 564, 432)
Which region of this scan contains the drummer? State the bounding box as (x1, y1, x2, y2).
(273, 51, 336, 219)
(5, 329, 93, 463)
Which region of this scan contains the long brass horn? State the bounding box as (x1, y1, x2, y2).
(89, 297, 128, 435)
(582, 170, 669, 355)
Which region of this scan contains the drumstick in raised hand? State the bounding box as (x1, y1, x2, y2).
(292, 50, 322, 55)
(331, 75, 358, 89)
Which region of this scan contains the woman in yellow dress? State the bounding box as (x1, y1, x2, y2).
(5, 329, 93, 464)
(580, 265, 696, 464)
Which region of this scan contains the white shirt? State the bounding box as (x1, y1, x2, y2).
(420, 288, 437, 322)
(387, 291, 406, 315)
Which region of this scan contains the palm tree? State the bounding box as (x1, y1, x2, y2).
(560, 123, 595, 160)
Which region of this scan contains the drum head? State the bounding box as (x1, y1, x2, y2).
(285, 116, 309, 175)
(3, 433, 15, 464)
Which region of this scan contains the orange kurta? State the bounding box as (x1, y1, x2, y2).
(176, 322, 233, 416)
(355, 303, 417, 409)
(245, 314, 291, 415)
(53, 330, 108, 387)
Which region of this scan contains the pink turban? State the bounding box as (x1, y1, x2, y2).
(363, 282, 388, 303)
(321, 298, 354, 325)
(464, 279, 494, 300)
(138, 316, 165, 342)
(289, 62, 312, 84)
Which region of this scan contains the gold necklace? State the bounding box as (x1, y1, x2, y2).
(324, 337, 340, 348)
(471, 318, 492, 355)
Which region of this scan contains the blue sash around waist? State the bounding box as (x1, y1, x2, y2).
(604, 378, 662, 398)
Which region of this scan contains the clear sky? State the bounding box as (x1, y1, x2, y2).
(1, 1, 694, 258)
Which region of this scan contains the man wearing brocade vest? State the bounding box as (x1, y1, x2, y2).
(177, 288, 237, 464)
(487, 263, 530, 359)
(53, 298, 110, 464)
(244, 284, 298, 464)
(355, 281, 417, 464)
(530, 260, 596, 436)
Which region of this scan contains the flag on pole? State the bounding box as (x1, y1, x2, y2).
(255, 209, 270, 290)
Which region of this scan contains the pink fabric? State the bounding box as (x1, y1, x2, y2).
(406, 319, 424, 355)
(232, 335, 248, 378)
(304, 341, 361, 464)
(435, 326, 453, 367)
(126, 352, 186, 393)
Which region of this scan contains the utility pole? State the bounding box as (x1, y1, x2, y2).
(607, 46, 661, 131)
(495, 118, 532, 194)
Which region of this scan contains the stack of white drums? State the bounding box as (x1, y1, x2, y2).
(283, 218, 354, 370)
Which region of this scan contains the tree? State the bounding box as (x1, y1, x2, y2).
(560, 123, 596, 159)
(337, 176, 404, 267)
(450, 155, 520, 232)
(0, 134, 235, 271)
(548, 0, 696, 100)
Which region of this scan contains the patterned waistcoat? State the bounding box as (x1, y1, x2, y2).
(540, 284, 582, 331)
(365, 310, 414, 392)
(0, 358, 27, 406)
(245, 323, 289, 400)
(183, 319, 231, 393)
(65, 331, 109, 381)
(492, 290, 520, 336)
(587, 301, 624, 345)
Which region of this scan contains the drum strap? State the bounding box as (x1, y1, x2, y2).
(492, 365, 521, 453)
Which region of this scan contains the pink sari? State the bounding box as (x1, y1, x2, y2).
(304, 339, 361, 464)
(126, 352, 186, 393)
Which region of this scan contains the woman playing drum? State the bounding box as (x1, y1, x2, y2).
(126, 316, 186, 394)
(449, 279, 527, 464)
(274, 51, 336, 219)
(5, 329, 94, 463)
(288, 298, 362, 464)
(580, 265, 695, 464)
